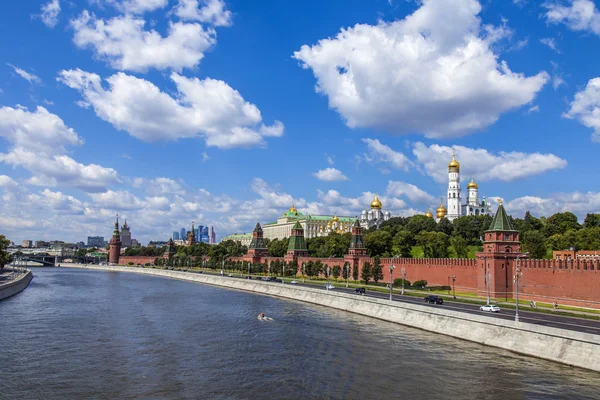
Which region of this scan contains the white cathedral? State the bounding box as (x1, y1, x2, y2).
(427, 151, 493, 223)
(360, 195, 391, 229)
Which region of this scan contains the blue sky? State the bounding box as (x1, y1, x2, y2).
(1, 0, 600, 244)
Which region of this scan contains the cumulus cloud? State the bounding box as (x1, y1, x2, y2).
(540, 37, 561, 53)
(105, 0, 168, 14)
(58, 68, 284, 149)
(7, 64, 41, 84)
(313, 168, 349, 182)
(506, 191, 600, 220)
(544, 0, 600, 35)
(70, 11, 216, 72)
(0, 147, 119, 192)
(527, 105, 540, 113)
(172, 0, 232, 26)
(132, 177, 186, 195)
(361, 138, 411, 171)
(293, 0, 548, 138)
(40, 0, 61, 28)
(412, 142, 567, 184)
(386, 181, 436, 205)
(0, 105, 82, 153)
(563, 77, 600, 142)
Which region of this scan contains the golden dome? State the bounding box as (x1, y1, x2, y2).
(436, 203, 447, 219)
(332, 215, 339, 222)
(288, 203, 297, 213)
(448, 149, 460, 170)
(425, 208, 433, 218)
(467, 178, 478, 189)
(370, 195, 382, 209)
(327, 220, 332, 227)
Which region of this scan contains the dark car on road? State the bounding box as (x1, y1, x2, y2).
(355, 287, 366, 295)
(424, 295, 443, 304)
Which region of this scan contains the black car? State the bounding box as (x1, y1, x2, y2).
(424, 295, 444, 305)
(355, 287, 366, 294)
(245, 276, 252, 279)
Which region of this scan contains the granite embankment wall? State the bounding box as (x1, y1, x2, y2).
(62, 264, 600, 372)
(0, 268, 33, 300)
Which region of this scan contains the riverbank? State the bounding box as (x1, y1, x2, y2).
(61, 264, 600, 372)
(0, 267, 33, 300)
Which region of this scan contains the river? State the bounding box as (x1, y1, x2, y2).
(1, 268, 599, 399)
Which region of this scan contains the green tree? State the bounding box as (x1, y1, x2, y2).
(436, 217, 453, 236)
(352, 262, 359, 281)
(0, 235, 12, 271)
(342, 262, 350, 281)
(452, 216, 482, 244)
(361, 262, 372, 285)
(522, 230, 547, 259)
(364, 230, 393, 257)
(406, 215, 437, 237)
(313, 260, 324, 278)
(543, 212, 580, 237)
(576, 227, 600, 250)
(450, 235, 469, 258)
(371, 258, 383, 284)
(268, 238, 289, 257)
(332, 265, 341, 281)
(584, 213, 600, 228)
(392, 230, 413, 258)
(416, 231, 449, 258)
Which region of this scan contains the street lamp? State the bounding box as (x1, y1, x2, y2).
(326, 265, 330, 291)
(345, 262, 349, 288)
(389, 254, 401, 300)
(302, 262, 305, 283)
(282, 261, 285, 284)
(452, 275, 456, 299)
(515, 252, 529, 322)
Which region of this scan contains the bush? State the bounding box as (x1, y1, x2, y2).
(145, 263, 150, 267)
(128, 262, 134, 266)
(393, 278, 411, 287)
(412, 279, 427, 288)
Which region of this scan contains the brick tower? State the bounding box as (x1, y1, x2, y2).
(285, 221, 308, 261)
(476, 200, 523, 300)
(187, 221, 196, 246)
(109, 215, 122, 265)
(247, 222, 268, 263)
(345, 218, 368, 278)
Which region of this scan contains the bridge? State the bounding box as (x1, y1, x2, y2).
(11, 255, 57, 267)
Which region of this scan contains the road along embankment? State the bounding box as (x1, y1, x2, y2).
(0, 268, 33, 301)
(62, 264, 600, 372)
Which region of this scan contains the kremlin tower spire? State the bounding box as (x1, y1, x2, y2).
(109, 214, 122, 264)
(447, 148, 461, 220)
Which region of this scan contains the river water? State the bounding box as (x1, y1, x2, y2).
(1, 268, 599, 400)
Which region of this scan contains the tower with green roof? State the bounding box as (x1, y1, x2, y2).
(286, 221, 308, 260)
(476, 200, 524, 300)
(247, 222, 268, 261)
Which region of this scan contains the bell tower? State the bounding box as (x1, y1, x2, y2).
(109, 215, 122, 265)
(447, 149, 461, 221)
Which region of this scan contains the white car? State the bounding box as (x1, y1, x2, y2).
(290, 280, 298, 284)
(228, 274, 233, 277)
(324, 284, 335, 290)
(480, 304, 501, 313)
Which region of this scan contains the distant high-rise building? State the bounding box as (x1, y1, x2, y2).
(21, 240, 33, 248)
(173, 231, 179, 240)
(120, 220, 132, 247)
(87, 236, 105, 247)
(35, 240, 49, 248)
(194, 227, 201, 239)
(180, 228, 186, 242)
(131, 239, 140, 248)
(201, 226, 209, 243)
(209, 226, 216, 244)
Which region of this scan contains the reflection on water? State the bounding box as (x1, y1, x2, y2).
(1, 268, 598, 400)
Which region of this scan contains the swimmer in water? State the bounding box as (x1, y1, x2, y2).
(259, 313, 265, 318)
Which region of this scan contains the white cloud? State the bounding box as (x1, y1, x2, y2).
(31, 189, 84, 214)
(7, 64, 41, 84)
(361, 138, 411, 171)
(412, 142, 567, 184)
(201, 151, 209, 162)
(105, 0, 168, 14)
(527, 105, 540, 113)
(0, 175, 17, 188)
(132, 177, 186, 195)
(386, 181, 435, 205)
(553, 75, 566, 89)
(564, 77, 600, 142)
(313, 168, 349, 182)
(58, 68, 283, 149)
(0, 147, 119, 192)
(0, 105, 82, 153)
(40, 0, 61, 28)
(540, 37, 561, 53)
(326, 155, 334, 165)
(172, 0, 232, 26)
(89, 190, 144, 210)
(506, 191, 600, 220)
(70, 11, 216, 72)
(544, 0, 600, 35)
(293, 0, 549, 138)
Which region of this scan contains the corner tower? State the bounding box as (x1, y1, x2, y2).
(187, 221, 196, 246)
(247, 222, 268, 262)
(447, 149, 461, 221)
(109, 215, 122, 265)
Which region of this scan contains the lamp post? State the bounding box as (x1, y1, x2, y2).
(452, 275, 456, 299)
(389, 255, 401, 300)
(326, 265, 330, 291)
(247, 260, 251, 278)
(401, 265, 406, 295)
(515, 252, 529, 322)
(302, 262, 305, 283)
(282, 262, 285, 284)
(345, 262, 349, 288)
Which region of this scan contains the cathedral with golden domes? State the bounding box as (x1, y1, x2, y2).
(429, 151, 493, 223)
(360, 195, 391, 229)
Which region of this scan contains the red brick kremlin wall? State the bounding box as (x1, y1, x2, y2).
(119, 256, 158, 265)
